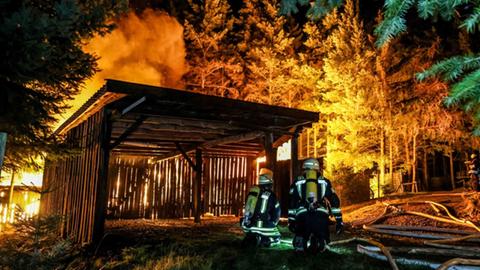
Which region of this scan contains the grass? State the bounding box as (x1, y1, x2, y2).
(96, 219, 430, 270)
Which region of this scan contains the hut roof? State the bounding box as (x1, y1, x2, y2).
(56, 79, 319, 158)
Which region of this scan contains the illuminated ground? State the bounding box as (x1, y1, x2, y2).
(92, 217, 429, 270)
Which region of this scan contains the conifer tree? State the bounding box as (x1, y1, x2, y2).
(313, 0, 384, 178)
(375, 0, 480, 134)
(239, 0, 318, 108)
(183, 0, 243, 98)
(0, 0, 126, 172)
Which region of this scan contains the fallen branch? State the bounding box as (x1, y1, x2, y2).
(329, 237, 399, 270)
(437, 258, 480, 270)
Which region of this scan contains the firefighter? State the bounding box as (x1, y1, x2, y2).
(288, 158, 343, 253)
(240, 168, 281, 247)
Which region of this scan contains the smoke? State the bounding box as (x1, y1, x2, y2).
(62, 9, 186, 122)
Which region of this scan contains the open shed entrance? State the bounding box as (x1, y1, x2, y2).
(41, 80, 318, 245)
(107, 155, 254, 219)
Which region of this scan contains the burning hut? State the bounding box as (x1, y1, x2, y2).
(40, 80, 319, 245)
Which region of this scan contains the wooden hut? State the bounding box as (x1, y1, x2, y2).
(41, 80, 319, 245)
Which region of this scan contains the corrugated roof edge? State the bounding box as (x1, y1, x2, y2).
(54, 84, 109, 135)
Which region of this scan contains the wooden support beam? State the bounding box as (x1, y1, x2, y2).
(264, 132, 274, 170)
(194, 148, 202, 223)
(116, 116, 242, 131)
(92, 110, 112, 245)
(201, 131, 263, 149)
(121, 96, 146, 115)
(109, 115, 147, 150)
(290, 130, 300, 183)
(112, 124, 229, 135)
(175, 142, 198, 170)
(153, 131, 263, 162)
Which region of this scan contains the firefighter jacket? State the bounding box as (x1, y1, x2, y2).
(241, 186, 281, 238)
(288, 175, 342, 227)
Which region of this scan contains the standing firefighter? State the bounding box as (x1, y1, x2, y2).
(241, 168, 281, 247)
(288, 158, 343, 253)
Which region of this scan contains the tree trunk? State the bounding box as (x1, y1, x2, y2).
(404, 134, 411, 192)
(449, 151, 455, 190)
(412, 133, 418, 192)
(7, 171, 15, 223)
(423, 150, 429, 191)
(389, 133, 393, 191)
(0, 132, 6, 174)
(380, 129, 385, 197)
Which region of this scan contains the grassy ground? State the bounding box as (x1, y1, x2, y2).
(88, 218, 429, 270)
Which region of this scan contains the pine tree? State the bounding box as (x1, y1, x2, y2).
(0, 0, 126, 172)
(183, 0, 243, 98)
(239, 0, 318, 108)
(375, 0, 480, 134)
(313, 0, 384, 178)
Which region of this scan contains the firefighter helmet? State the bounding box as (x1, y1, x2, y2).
(302, 158, 320, 171)
(472, 154, 477, 159)
(258, 168, 273, 185)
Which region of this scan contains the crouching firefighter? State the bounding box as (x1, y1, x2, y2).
(288, 158, 343, 253)
(240, 168, 281, 247)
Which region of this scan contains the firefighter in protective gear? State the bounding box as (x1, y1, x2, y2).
(288, 158, 343, 253)
(241, 168, 281, 247)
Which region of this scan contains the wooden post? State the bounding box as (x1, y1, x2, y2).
(290, 131, 299, 183)
(194, 148, 202, 223)
(264, 132, 274, 170)
(92, 110, 112, 244)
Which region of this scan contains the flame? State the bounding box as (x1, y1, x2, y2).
(60, 9, 187, 124)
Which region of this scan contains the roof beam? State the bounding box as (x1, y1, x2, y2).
(175, 142, 198, 170)
(152, 131, 264, 162)
(109, 115, 147, 150)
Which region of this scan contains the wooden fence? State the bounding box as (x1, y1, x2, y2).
(106, 155, 256, 219)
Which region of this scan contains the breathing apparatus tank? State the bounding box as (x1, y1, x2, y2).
(305, 169, 318, 204)
(243, 186, 260, 226)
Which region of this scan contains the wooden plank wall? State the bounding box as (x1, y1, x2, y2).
(107, 155, 255, 219)
(41, 110, 107, 244)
